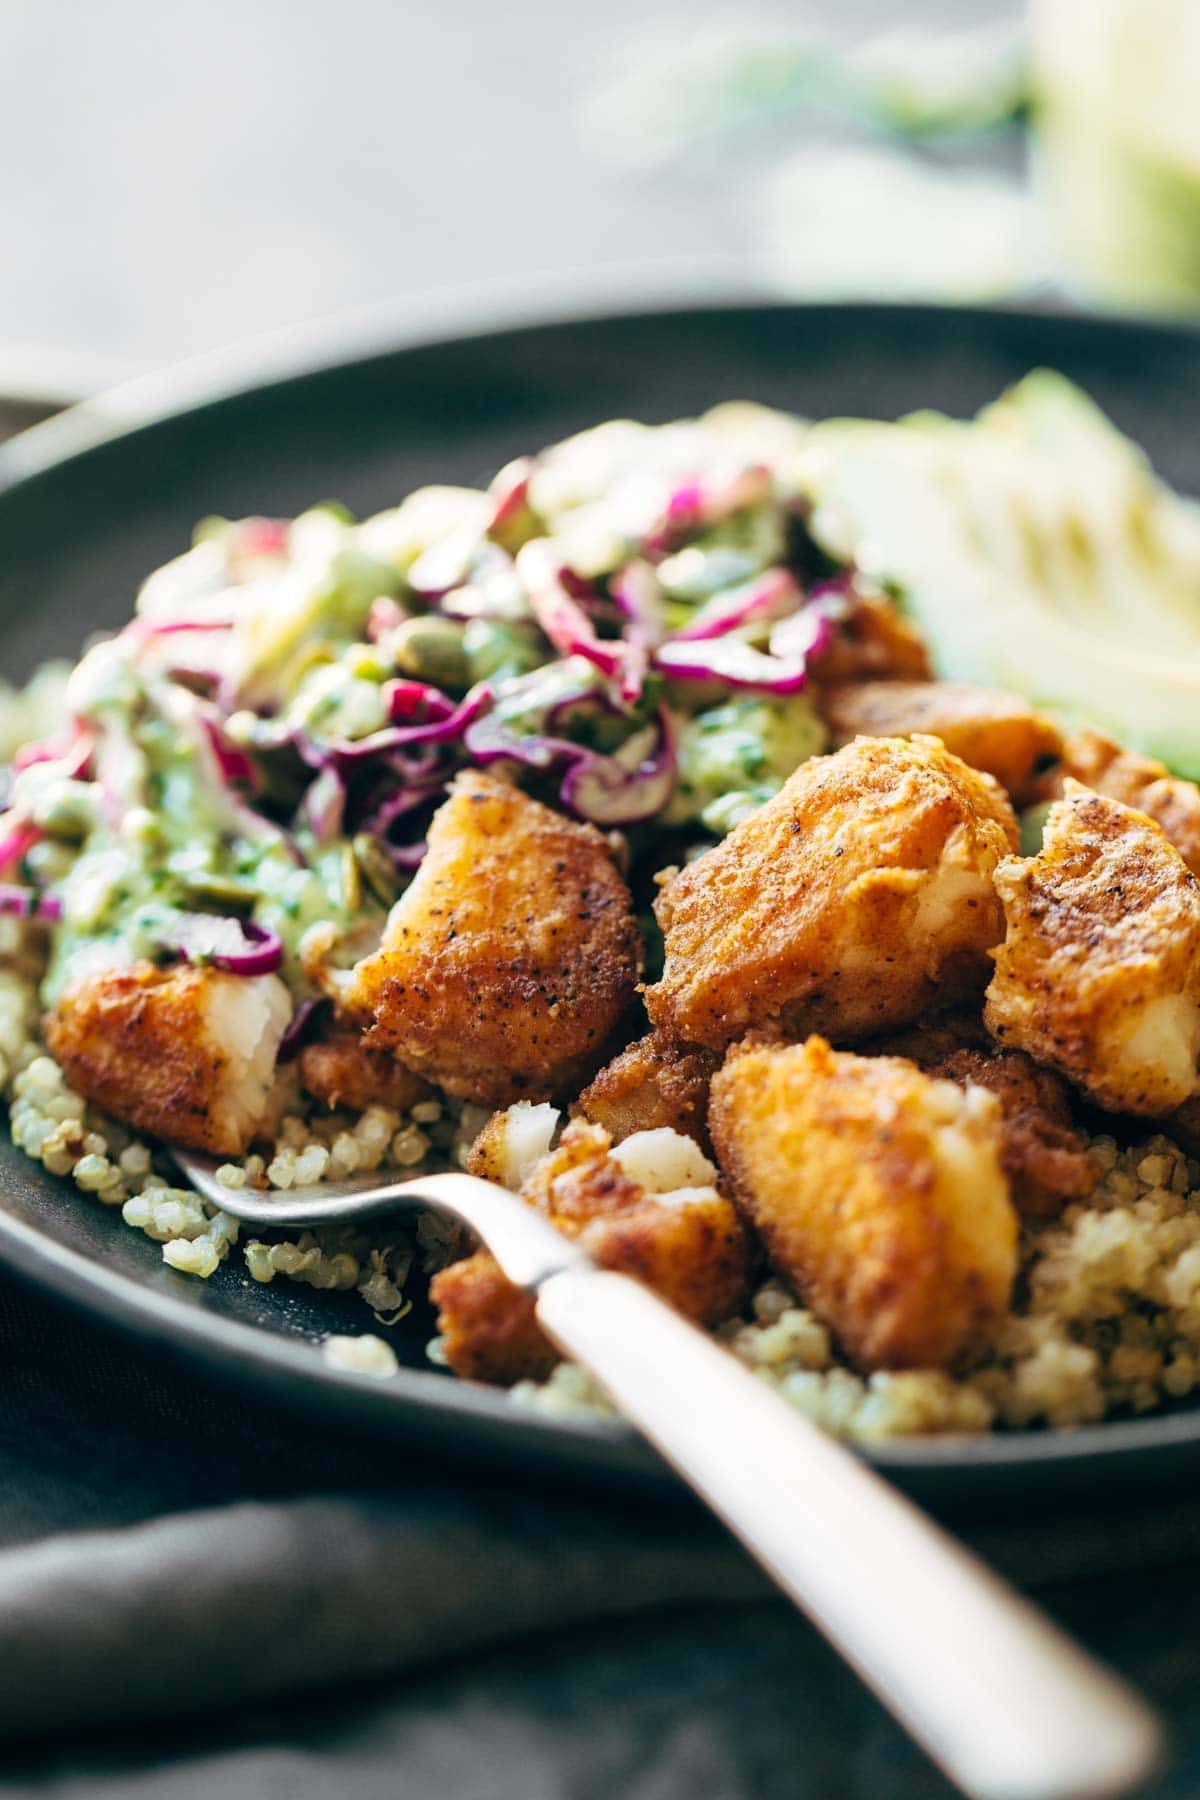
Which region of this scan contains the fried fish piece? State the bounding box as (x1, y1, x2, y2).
(465, 1099, 561, 1191)
(709, 1035, 1018, 1370)
(46, 961, 291, 1156)
(297, 1025, 431, 1114)
(874, 1011, 1096, 1218)
(822, 680, 1062, 805)
(432, 1119, 752, 1385)
(647, 735, 1018, 1051)
(430, 1254, 558, 1385)
(346, 771, 641, 1106)
(573, 1029, 719, 1151)
(1034, 730, 1200, 879)
(807, 588, 932, 685)
(985, 782, 1200, 1116)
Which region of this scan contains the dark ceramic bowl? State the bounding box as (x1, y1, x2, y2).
(4, 298, 1200, 1511)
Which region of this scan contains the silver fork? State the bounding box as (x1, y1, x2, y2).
(175, 1146, 1163, 1800)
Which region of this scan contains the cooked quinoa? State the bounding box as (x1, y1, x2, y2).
(11, 906, 1200, 1440)
(0, 918, 463, 1326)
(512, 1133, 1200, 1442)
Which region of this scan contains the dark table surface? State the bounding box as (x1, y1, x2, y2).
(4, 1248, 1200, 1800)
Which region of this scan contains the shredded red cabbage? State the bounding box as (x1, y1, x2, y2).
(199, 711, 258, 789)
(358, 781, 447, 839)
(276, 996, 331, 1064)
(609, 560, 666, 641)
(0, 821, 41, 878)
(643, 464, 773, 556)
(324, 683, 491, 768)
(516, 542, 629, 685)
(0, 883, 63, 921)
(385, 681, 457, 725)
(132, 617, 236, 643)
(234, 519, 290, 559)
(769, 602, 837, 662)
(486, 456, 535, 539)
(542, 685, 628, 737)
(608, 559, 667, 703)
(12, 733, 94, 779)
(159, 914, 284, 976)
(674, 568, 801, 643)
(655, 599, 832, 694)
(464, 705, 676, 826)
(463, 716, 562, 772)
(559, 707, 677, 825)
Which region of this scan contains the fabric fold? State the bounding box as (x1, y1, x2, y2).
(2, 1473, 1200, 1749)
(0, 1490, 768, 1744)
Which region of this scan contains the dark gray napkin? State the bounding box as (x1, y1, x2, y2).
(0, 1490, 770, 1743)
(5, 1252, 1200, 1775)
(6, 1275, 1200, 1800)
(2, 1428, 1200, 1749)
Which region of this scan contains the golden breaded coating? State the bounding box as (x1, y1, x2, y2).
(432, 1119, 752, 1384)
(46, 961, 290, 1156)
(874, 1011, 1096, 1218)
(986, 782, 1200, 1116)
(647, 735, 1018, 1051)
(573, 1030, 718, 1150)
(709, 1036, 1018, 1370)
(1034, 730, 1200, 879)
(431, 1254, 560, 1385)
(346, 771, 641, 1106)
(297, 1026, 431, 1114)
(822, 680, 1061, 805)
(808, 589, 931, 685)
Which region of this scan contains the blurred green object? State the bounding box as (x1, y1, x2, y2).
(584, 16, 1028, 170)
(585, 2, 1200, 316)
(583, 23, 825, 169)
(761, 145, 1040, 303)
(800, 370, 1200, 777)
(1033, 0, 1200, 313)
(838, 20, 1027, 139)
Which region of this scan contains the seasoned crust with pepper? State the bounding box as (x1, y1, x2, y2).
(1033, 729, 1200, 878)
(985, 783, 1200, 1116)
(822, 680, 1062, 805)
(573, 1029, 719, 1150)
(647, 734, 1018, 1052)
(297, 1025, 431, 1114)
(873, 1011, 1096, 1218)
(345, 771, 642, 1106)
(45, 961, 291, 1156)
(709, 1036, 1018, 1371)
(432, 1120, 752, 1385)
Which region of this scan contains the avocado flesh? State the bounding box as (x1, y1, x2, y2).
(800, 370, 1200, 779)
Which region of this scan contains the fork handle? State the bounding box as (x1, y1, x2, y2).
(535, 1268, 1163, 1800)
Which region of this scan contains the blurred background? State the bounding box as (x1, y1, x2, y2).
(0, 0, 1197, 402)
